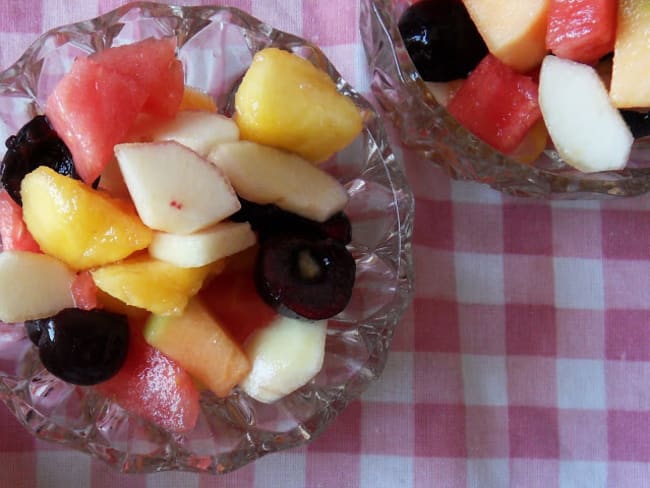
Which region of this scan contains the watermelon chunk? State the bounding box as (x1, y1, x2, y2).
(0, 189, 40, 252)
(199, 266, 277, 345)
(447, 54, 542, 155)
(546, 0, 617, 64)
(96, 322, 200, 433)
(71, 271, 98, 311)
(45, 57, 148, 184)
(91, 38, 184, 118)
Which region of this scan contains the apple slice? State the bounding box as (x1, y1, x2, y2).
(149, 221, 256, 268)
(539, 55, 633, 173)
(208, 141, 348, 222)
(128, 111, 239, 156)
(0, 251, 75, 322)
(114, 141, 240, 234)
(241, 315, 327, 403)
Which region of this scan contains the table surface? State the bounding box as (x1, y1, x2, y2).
(1, 1, 649, 487)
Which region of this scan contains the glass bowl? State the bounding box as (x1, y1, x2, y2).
(0, 2, 414, 474)
(360, 0, 650, 198)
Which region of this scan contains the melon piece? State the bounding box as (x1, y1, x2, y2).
(91, 37, 184, 118)
(114, 141, 240, 234)
(143, 298, 251, 397)
(208, 141, 349, 222)
(546, 0, 617, 64)
(96, 323, 201, 433)
(241, 315, 327, 403)
(462, 0, 549, 72)
(539, 55, 633, 172)
(179, 86, 218, 112)
(610, 0, 650, 108)
(91, 254, 216, 316)
(235, 47, 362, 163)
(149, 221, 256, 268)
(0, 189, 40, 252)
(45, 57, 148, 184)
(447, 54, 542, 154)
(0, 251, 75, 323)
(199, 261, 277, 345)
(21, 166, 152, 270)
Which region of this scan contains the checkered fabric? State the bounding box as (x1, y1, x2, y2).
(0, 1, 649, 487)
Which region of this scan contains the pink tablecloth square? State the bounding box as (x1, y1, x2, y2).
(505, 304, 557, 356)
(0, 1, 41, 33)
(503, 202, 554, 255)
(465, 405, 510, 458)
(503, 254, 556, 305)
(507, 356, 557, 407)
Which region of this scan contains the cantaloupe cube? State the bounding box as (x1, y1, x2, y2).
(144, 298, 251, 397)
(179, 86, 218, 112)
(462, 0, 550, 72)
(610, 0, 650, 108)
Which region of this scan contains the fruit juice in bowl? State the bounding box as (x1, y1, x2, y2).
(361, 0, 650, 198)
(0, 3, 414, 473)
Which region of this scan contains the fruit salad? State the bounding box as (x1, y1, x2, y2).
(0, 38, 363, 434)
(398, 0, 647, 174)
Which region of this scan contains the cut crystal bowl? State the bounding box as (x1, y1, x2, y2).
(0, 2, 414, 473)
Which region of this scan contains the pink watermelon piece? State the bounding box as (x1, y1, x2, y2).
(200, 268, 277, 345)
(71, 271, 98, 311)
(0, 189, 40, 252)
(91, 37, 184, 118)
(45, 57, 148, 184)
(96, 323, 200, 433)
(447, 54, 542, 155)
(546, 0, 616, 65)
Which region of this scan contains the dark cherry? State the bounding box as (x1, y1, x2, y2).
(255, 234, 356, 320)
(620, 110, 650, 139)
(26, 308, 129, 386)
(398, 0, 488, 82)
(231, 198, 352, 245)
(25, 320, 43, 346)
(1, 115, 80, 205)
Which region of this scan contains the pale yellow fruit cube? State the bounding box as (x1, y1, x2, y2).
(235, 47, 363, 163)
(91, 253, 217, 316)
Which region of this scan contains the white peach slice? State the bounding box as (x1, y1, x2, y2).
(539, 55, 633, 173)
(149, 221, 256, 268)
(208, 141, 348, 222)
(128, 111, 239, 156)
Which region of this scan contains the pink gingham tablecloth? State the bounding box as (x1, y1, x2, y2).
(1, 1, 650, 487)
